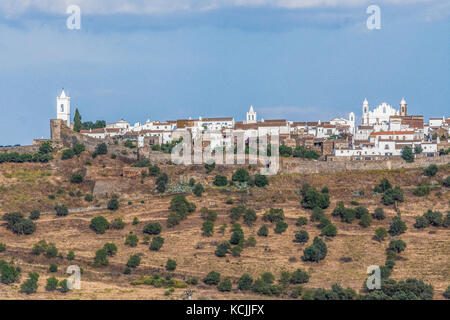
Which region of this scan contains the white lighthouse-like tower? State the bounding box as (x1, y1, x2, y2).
(57, 89, 71, 127)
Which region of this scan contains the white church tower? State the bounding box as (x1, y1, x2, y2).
(245, 105, 257, 124)
(400, 98, 407, 116)
(57, 89, 71, 127)
(362, 98, 369, 125)
(349, 112, 356, 134)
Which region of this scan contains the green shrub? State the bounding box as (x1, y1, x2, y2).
(413, 185, 431, 197)
(29, 210, 40, 220)
(186, 277, 198, 285)
(61, 148, 75, 160)
(296, 217, 308, 226)
(423, 209, 443, 227)
(443, 176, 450, 188)
(127, 254, 141, 268)
(90, 216, 110, 234)
(203, 271, 221, 285)
(70, 173, 83, 184)
(202, 220, 214, 237)
(231, 245, 243, 257)
(94, 249, 109, 267)
(302, 237, 327, 262)
(218, 278, 232, 292)
(213, 175, 227, 186)
(310, 207, 325, 222)
(103, 243, 118, 256)
(0, 260, 20, 284)
(46, 276, 59, 291)
(48, 263, 58, 273)
(45, 243, 58, 258)
(293, 230, 309, 243)
(290, 269, 309, 284)
(257, 224, 269, 237)
(231, 168, 250, 183)
(254, 174, 269, 187)
(59, 279, 70, 293)
(292, 146, 320, 159)
(84, 194, 94, 202)
(359, 213, 372, 228)
(243, 208, 257, 226)
(73, 143, 85, 155)
(382, 186, 404, 205)
(321, 223, 337, 237)
(215, 242, 231, 257)
(150, 236, 164, 251)
(110, 217, 125, 230)
(2, 213, 36, 235)
(238, 274, 253, 291)
(354, 206, 369, 219)
(39, 141, 53, 154)
(200, 207, 217, 222)
(423, 164, 438, 177)
(261, 272, 275, 284)
(166, 259, 177, 271)
(55, 205, 68, 217)
(230, 205, 246, 222)
(143, 222, 162, 235)
(389, 217, 407, 236)
(301, 185, 330, 209)
(291, 286, 303, 298)
(193, 183, 204, 197)
(262, 208, 285, 223)
(374, 228, 387, 242)
(0, 243, 5, 252)
(387, 239, 406, 254)
(205, 161, 216, 173)
(67, 250, 75, 260)
(372, 207, 386, 220)
(20, 272, 39, 294)
(443, 286, 450, 299)
(274, 221, 288, 234)
(107, 198, 119, 210)
(125, 234, 139, 247)
(414, 216, 430, 229)
(95, 143, 108, 155)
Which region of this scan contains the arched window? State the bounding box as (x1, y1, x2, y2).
(60, 104, 64, 112)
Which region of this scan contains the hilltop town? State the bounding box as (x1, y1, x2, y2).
(0, 90, 449, 300)
(43, 89, 448, 162)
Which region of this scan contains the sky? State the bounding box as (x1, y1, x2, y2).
(0, 0, 449, 145)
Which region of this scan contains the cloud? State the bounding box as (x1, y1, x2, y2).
(0, 0, 439, 16)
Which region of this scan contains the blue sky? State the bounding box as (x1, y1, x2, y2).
(0, 0, 449, 145)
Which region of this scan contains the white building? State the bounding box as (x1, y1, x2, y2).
(362, 98, 406, 126)
(56, 89, 71, 127)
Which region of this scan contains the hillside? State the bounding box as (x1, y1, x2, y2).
(0, 149, 449, 300)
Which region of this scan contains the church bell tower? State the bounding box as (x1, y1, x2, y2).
(57, 89, 71, 127)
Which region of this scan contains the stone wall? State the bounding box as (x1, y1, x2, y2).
(280, 154, 450, 174)
(59, 126, 138, 163)
(0, 145, 39, 154)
